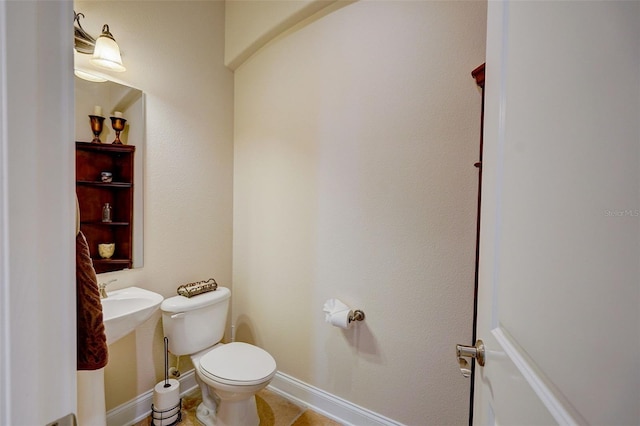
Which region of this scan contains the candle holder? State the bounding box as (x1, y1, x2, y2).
(110, 116, 127, 144)
(89, 115, 105, 143)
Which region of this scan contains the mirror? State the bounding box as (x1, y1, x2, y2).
(75, 76, 144, 269)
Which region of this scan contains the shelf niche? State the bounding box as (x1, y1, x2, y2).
(76, 141, 135, 274)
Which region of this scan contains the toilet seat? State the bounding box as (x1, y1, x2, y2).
(199, 342, 276, 386)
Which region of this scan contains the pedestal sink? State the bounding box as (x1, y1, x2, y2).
(78, 286, 163, 426)
(101, 286, 164, 345)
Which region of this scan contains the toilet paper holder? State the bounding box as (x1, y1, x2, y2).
(151, 400, 182, 426)
(323, 299, 366, 329)
(349, 309, 365, 323)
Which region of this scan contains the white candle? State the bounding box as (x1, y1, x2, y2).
(114, 111, 123, 118)
(94, 105, 103, 116)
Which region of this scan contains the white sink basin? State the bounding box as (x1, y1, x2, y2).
(101, 286, 163, 345)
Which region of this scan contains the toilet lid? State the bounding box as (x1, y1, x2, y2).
(199, 342, 276, 386)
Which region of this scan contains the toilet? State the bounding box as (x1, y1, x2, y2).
(161, 287, 276, 426)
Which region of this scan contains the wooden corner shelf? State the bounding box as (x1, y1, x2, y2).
(76, 141, 136, 274)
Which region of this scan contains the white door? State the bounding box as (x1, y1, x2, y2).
(463, 1, 640, 424)
(0, 1, 77, 425)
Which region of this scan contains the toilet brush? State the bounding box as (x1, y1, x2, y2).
(151, 337, 181, 425)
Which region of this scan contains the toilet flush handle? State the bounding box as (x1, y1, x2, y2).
(171, 312, 186, 319)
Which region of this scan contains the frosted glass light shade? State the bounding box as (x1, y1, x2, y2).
(90, 26, 126, 72)
(74, 69, 107, 82)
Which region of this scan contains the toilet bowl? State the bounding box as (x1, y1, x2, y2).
(193, 342, 276, 426)
(160, 287, 277, 426)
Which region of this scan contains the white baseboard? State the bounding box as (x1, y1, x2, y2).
(268, 372, 404, 426)
(106, 370, 403, 426)
(106, 370, 198, 426)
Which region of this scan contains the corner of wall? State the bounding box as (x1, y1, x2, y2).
(224, 0, 352, 70)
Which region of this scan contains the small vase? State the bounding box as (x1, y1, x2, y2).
(110, 116, 127, 144)
(89, 115, 105, 143)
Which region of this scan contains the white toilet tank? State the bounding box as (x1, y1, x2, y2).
(161, 287, 231, 356)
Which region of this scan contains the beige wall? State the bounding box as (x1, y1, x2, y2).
(224, 0, 340, 70)
(232, 1, 486, 424)
(73, 0, 234, 410)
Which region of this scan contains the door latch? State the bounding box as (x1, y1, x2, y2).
(456, 339, 485, 378)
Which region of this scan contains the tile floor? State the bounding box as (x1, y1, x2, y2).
(135, 387, 341, 426)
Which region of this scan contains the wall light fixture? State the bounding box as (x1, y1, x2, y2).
(74, 11, 126, 81)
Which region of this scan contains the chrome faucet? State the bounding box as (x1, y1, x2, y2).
(98, 279, 117, 299)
